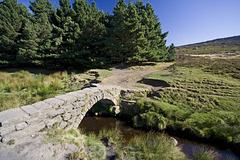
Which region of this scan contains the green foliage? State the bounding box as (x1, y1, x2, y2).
(98, 128, 122, 146)
(192, 147, 219, 160)
(7, 139, 15, 145)
(133, 112, 167, 130)
(45, 127, 84, 147)
(84, 133, 106, 160)
(0, 0, 173, 68)
(135, 57, 240, 145)
(0, 68, 113, 111)
(0, 0, 31, 66)
(123, 133, 187, 160)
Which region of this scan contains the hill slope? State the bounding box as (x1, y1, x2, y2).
(177, 35, 240, 54)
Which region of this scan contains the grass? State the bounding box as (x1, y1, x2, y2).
(127, 62, 173, 71)
(87, 69, 113, 82)
(123, 132, 187, 160)
(69, 128, 188, 160)
(176, 42, 240, 55)
(0, 69, 113, 111)
(192, 147, 219, 160)
(130, 56, 240, 148)
(84, 133, 106, 160)
(45, 126, 84, 147)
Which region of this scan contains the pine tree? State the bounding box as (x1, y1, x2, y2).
(104, 0, 128, 63)
(144, 2, 168, 61)
(51, 0, 80, 55)
(124, 0, 147, 62)
(0, 0, 31, 66)
(17, 19, 39, 64)
(29, 0, 52, 19)
(27, 0, 53, 65)
(69, 0, 106, 68)
(166, 43, 176, 61)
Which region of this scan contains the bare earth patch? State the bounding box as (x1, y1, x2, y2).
(100, 62, 173, 90)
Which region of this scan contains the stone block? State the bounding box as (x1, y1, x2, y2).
(32, 101, 52, 113)
(44, 98, 64, 108)
(71, 108, 82, 116)
(63, 113, 71, 121)
(45, 115, 62, 129)
(66, 92, 86, 101)
(47, 109, 64, 118)
(64, 124, 74, 131)
(58, 121, 67, 130)
(55, 95, 77, 104)
(26, 116, 45, 125)
(0, 108, 30, 127)
(63, 104, 74, 111)
(0, 125, 15, 135)
(2, 121, 46, 143)
(21, 105, 40, 116)
(72, 102, 85, 108)
(68, 116, 77, 124)
(15, 122, 28, 131)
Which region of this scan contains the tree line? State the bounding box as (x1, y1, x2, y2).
(0, 0, 176, 69)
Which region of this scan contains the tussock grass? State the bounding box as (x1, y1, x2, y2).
(192, 147, 219, 160)
(84, 132, 106, 160)
(123, 133, 187, 160)
(0, 68, 113, 111)
(45, 127, 84, 147)
(134, 57, 240, 146)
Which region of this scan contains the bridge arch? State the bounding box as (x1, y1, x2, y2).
(0, 85, 121, 143)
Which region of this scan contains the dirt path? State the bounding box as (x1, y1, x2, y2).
(100, 63, 173, 90)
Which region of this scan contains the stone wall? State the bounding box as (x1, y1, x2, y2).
(0, 85, 121, 144)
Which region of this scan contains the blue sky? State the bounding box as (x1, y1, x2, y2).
(17, 0, 240, 46)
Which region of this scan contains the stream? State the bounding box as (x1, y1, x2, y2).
(79, 116, 239, 160)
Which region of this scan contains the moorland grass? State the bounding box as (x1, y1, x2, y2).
(0, 69, 113, 111)
(177, 44, 240, 55)
(192, 147, 219, 160)
(123, 132, 187, 160)
(133, 57, 240, 147)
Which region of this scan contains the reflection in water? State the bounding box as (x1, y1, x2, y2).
(79, 116, 239, 160)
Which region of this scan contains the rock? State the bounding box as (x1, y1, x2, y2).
(64, 124, 74, 131)
(66, 92, 86, 101)
(31, 101, 52, 113)
(63, 113, 71, 121)
(72, 102, 85, 108)
(2, 122, 46, 144)
(0, 108, 30, 127)
(45, 116, 62, 129)
(58, 122, 67, 130)
(112, 106, 120, 115)
(55, 95, 77, 104)
(0, 125, 15, 135)
(26, 116, 45, 125)
(44, 98, 65, 108)
(15, 122, 28, 131)
(170, 137, 178, 146)
(47, 109, 64, 118)
(71, 108, 83, 116)
(21, 105, 40, 116)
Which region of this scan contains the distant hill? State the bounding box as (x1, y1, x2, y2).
(177, 35, 240, 54)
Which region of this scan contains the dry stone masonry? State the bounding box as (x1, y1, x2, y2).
(0, 85, 122, 144)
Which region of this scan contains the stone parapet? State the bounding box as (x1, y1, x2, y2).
(0, 85, 122, 144)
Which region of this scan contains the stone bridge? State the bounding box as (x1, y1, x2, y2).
(0, 85, 123, 144)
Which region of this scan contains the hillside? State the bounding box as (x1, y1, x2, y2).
(177, 35, 240, 55)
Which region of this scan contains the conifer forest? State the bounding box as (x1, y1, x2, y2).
(0, 0, 175, 69)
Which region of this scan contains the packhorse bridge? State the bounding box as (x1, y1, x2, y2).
(0, 85, 125, 144)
